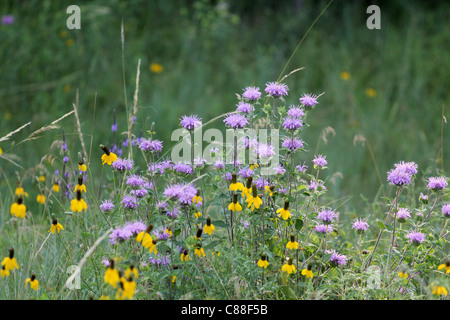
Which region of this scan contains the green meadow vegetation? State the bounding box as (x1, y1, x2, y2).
(0, 0, 449, 300)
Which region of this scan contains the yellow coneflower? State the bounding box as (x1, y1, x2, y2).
(432, 285, 448, 297)
(125, 264, 138, 280)
(398, 272, 408, 279)
(212, 251, 221, 257)
(229, 174, 244, 192)
(257, 255, 269, 269)
(286, 234, 299, 250)
(301, 264, 314, 279)
(10, 197, 26, 219)
(38, 175, 45, 182)
(204, 217, 215, 235)
(277, 201, 291, 220)
(15, 184, 29, 198)
(1, 248, 19, 273)
(74, 175, 86, 193)
(100, 144, 118, 166)
(180, 250, 190, 262)
(192, 189, 202, 205)
(25, 274, 39, 291)
(438, 261, 450, 274)
(228, 194, 242, 212)
(0, 147, 2, 156)
(136, 225, 153, 249)
(164, 227, 172, 237)
(246, 184, 262, 212)
(150, 63, 163, 74)
(49, 218, 64, 234)
(70, 190, 87, 212)
(104, 259, 120, 288)
(242, 177, 253, 200)
(115, 276, 136, 300)
(52, 182, 60, 193)
(194, 211, 202, 218)
(36, 192, 46, 204)
(250, 163, 259, 170)
(172, 275, 177, 283)
(148, 239, 158, 255)
(78, 161, 87, 172)
(0, 265, 10, 278)
(281, 258, 296, 274)
(194, 244, 205, 258)
(340, 71, 351, 80)
(264, 185, 274, 197)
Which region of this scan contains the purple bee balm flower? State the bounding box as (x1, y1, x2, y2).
(236, 101, 254, 114)
(109, 227, 133, 244)
(126, 174, 146, 188)
(223, 113, 249, 129)
(255, 177, 269, 189)
(257, 143, 275, 158)
(317, 208, 337, 224)
(394, 161, 418, 176)
(1, 15, 14, 25)
(153, 226, 170, 240)
(124, 221, 146, 235)
(441, 204, 450, 217)
(274, 165, 286, 176)
(426, 176, 448, 191)
(62, 142, 68, 152)
(111, 123, 118, 132)
(406, 231, 425, 245)
(242, 221, 250, 229)
(328, 250, 347, 266)
(129, 188, 149, 198)
(63, 156, 69, 163)
(282, 137, 304, 151)
(194, 157, 207, 167)
(156, 201, 169, 211)
(265, 82, 289, 98)
(158, 158, 173, 170)
(149, 139, 163, 153)
(173, 162, 194, 175)
(287, 105, 306, 118)
(122, 195, 138, 209)
(101, 258, 111, 267)
(112, 158, 134, 171)
(166, 206, 181, 218)
(149, 254, 170, 266)
(238, 167, 253, 179)
(100, 200, 115, 213)
(352, 218, 369, 234)
(180, 114, 202, 130)
(419, 192, 429, 204)
(296, 162, 308, 173)
(299, 93, 319, 109)
(307, 179, 326, 192)
(312, 154, 327, 168)
(396, 208, 411, 222)
(214, 160, 225, 170)
(224, 172, 233, 181)
(314, 224, 333, 234)
(282, 117, 303, 131)
(242, 86, 261, 101)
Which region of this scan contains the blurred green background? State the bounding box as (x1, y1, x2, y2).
(1, 0, 449, 212)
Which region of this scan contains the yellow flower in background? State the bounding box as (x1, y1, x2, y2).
(398, 272, 408, 279)
(36, 194, 46, 204)
(150, 63, 163, 73)
(116, 277, 136, 300)
(38, 175, 45, 182)
(194, 246, 205, 258)
(100, 145, 117, 165)
(340, 71, 351, 80)
(15, 186, 29, 198)
(438, 261, 450, 274)
(60, 30, 68, 38)
(0, 147, 2, 155)
(192, 192, 202, 205)
(78, 163, 87, 172)
(194, 211, 202, 218)
(10, 198, 26, 219)
(301, 267, 314, 279)
(25, 275, 39, 291)
(74, 184, 86, 193)
(1, 249, 19, 273)
(246, 194, 262, 212)
(212, 251, 221, 257)
(70, 191, 87, 212)
(148, 239, 158, 254)
(264, 186, 274, 197)
(52, 183, 60, 193)
(65, 38, 74, 47)
(136, 226, 153, 249)
(286, 238, 299, 250)
(104, 260, 120, 288)
(281, 259, 296, 274)
(172, 275, 177, 283)
(204, 217, 215, 235)
(257, 255, 269, 269)
(365, 88, 377, 98)
(180, 250, 190, 262)
(277, 208, 291, 220)
(228, 201, 242, 212)
(164, 228, 172, 237)
(49, 219, 64, 234)
(432, 285, 448, 297)
(125, 265, 138, 280)
(1, 265, 10, 278)
(250, 163, 259, 170)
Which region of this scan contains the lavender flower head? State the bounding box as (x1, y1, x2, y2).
(166, 206, 181, 218)
(124, 221, 146, 235)
(282, 137, 304, 151)
(242, 86, 261, 101)
(236, 101, 254, 114)
(394, 161, 418, 176)
(173, 162, 194, 175)
(139, 138, 163, 153)
(387, 162, 415, 187)
(126, 174, 146, 188)
(265, 82, 289, 98)
(406, 231, 425, 245)
(299, 93, 319, 109)
(312, 154, 327, 169)
(122, 194, 138, 209)
(100, 200, 115, 213)
(149, 254, 170, 267)
(224, 113, 249, 129)
(112, 158, 134, 172)
(257, 143, 276, 159)
(1, 15, 14, 25)
(314, 223, 333, 234)
(396, 208, 411, 222)
(287, 105, 306, 118)
(329, 250, 347, 267)
(109, 227, 132, 244)
(296, 162, 308, 173)
(180, 114, 202, 130)
(441, 204, 450, 218)
(282, 117, 303, 131)
(419, 192, 429, 204)
(317, 208, 337, 224)
(352, 218, 369, 234)
(426, 176, 448, 191)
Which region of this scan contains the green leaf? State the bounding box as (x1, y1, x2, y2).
(294, 217, 304, 230)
